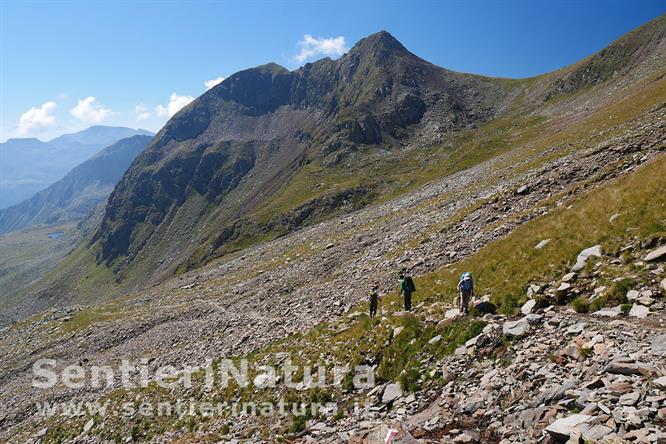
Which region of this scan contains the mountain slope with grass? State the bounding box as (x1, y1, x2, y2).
(20, 15, 665, 311)
(0, 135, 152, 234)
(90, 31, 517, 283)
(1, 113, 664, 443)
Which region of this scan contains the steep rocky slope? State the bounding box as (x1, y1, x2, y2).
(0, 135, 152, 234)
(90, 31, 516, 285)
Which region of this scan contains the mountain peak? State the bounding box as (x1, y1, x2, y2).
(349, 30, 407, 55)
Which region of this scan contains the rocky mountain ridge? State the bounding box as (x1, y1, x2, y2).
(91, 30, 514, 279)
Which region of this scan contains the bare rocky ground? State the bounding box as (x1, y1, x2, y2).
(0, 104, 664, 443)
(294, 241, 666, 444)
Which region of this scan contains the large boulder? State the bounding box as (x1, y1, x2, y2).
(445, 308, 461, 319)
(521, 299, 537, 315)
(629, 304, 649, 319)
(382, 383, 403, 403)
(503, 317, 530, 338)
(545, 414, 592, 440)
(572, 245, 602, 271)
(644, 244, 666, 262)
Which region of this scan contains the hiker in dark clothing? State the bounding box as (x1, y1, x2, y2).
(369, 284, 379, 317)
(399, 268, 416, 311)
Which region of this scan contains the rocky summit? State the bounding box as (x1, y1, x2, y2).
(1, 11, 666, 444)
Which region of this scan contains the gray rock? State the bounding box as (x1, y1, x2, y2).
(645, 244, 666, 262)
(572, 245, 602, 271)
(445, 308, 461, 319)
(83, 419, 94, 433)
(545, 414, 592, 440)
(382, 383, 403, 403)
(637, 295, 654, 306)
(619, 391, 640, 405)
(453, 433, 474, 443)
(651, 334, 666, 356)
(626, 289, 640, 302)
(604, 360, 655, 376)
(629, 304, 649, 319)
(557, 282, 572, 293)
(503, 318, 529, 338)
(593, 307, 621, 317)
(429, 335, 442, 345)
(578, 423, 614, 441)
(562, 272, 577, 282)
(653, 376, 666, 390)
(527, 284, 542, 298)
(567, 322, 586, 334)
(465, 334, 484, 348)
(526, 314, 544, 324)
(535, 239, 551, 250)
(521, 299, 537, 315)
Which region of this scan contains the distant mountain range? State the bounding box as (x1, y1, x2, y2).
(0, 135, 152, 234)
(0, 126, 153, 208)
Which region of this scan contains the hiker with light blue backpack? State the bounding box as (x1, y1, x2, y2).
(457, 272, 474, 315)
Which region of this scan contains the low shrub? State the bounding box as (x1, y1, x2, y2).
(571, 296, 590, 313)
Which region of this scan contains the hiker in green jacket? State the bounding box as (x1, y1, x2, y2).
(369, 284, 379, 317)
(399, 268, 416, 311)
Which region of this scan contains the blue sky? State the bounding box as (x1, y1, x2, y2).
(1, 0, 664, 142)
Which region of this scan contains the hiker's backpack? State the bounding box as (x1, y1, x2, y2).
(460, 272, 473, 291)
(405, 276, 416, 293)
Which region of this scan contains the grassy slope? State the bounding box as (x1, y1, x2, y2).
(0, 222, 79, 303)
(37, 150, 666, 443)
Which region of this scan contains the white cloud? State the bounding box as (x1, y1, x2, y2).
(156, 93, 194, 118)
(17, 101, 57, 136)
(70, 96, 113, 123)
(135, 104, 151, 121)
(155, 104, 168, 118)
(294, 34, 347, 63)
(204, 76, 225, 90)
